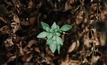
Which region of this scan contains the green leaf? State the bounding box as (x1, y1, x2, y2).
(37, 32, 47, 38)
(51, 22, 57, 29)
(52, 36, 56, 41)
(45, 27, 50, 32)
(46, 38, 53, 45)
(41, 22, 50, 31)
(49, 28, 54, 32)
(56, 36, 63, 45)
(49, 41, 56, 53)
(56, 32, 61, 36)
(55, 25, 60, 32)
(56, 44, 60, 54)
(47, 33, 53, 39)
(61, 25, 72, 31)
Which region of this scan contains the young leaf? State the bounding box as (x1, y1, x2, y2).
(56, 44, 60, 54)
(41, 22, 50, 31)
(37, 32, 47, 38)
(51, 22, 57, 29)
(47, 33, 53, 39)
(56, 32, 61, 36)
(45, 27, 50, 32)
(56, 36, 63, 45)
(61, 25, 72, 31)
(46, 38, 53, 45)
(49, 42, 56, 53)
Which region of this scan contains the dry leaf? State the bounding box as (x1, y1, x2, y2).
(2, 63, 7, 65)
(99, 32, 106, 46)
(4, 38, 14, 48)
(45, 46, 54, 57)
(76, 40, 80, 49)
(84, 39, 91, 48)
(65, 2, 72, 10)
(28, 0, 33, 8)
(91, 56, 100, 63)
(68, 41, 76, 53)
(0, 25, 10, 34)
(34, 47, 40, 53)
(17, 42, 25, 56)
(13, 14, 20, 23)
(61, 54, 70, 65)
(0, 16, 5, 22)
(11, 22, 20, 33)
(69, 60, 81, 65)
(30, 17, 36, 25)
(26, 54, 33, 62)
(62, 34, 65, 42)
(25, 40, 37, 48)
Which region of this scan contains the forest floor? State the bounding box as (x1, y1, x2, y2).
(0, 0, 107, 65)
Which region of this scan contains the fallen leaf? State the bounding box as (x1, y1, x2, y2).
(4, 38, 14, 48)
(68, 41, 76, 53)
(13, 14, 20, 23)
(11, 22, 20, 33)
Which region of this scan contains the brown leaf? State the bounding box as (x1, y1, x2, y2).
(26, 54, 33, 62)
(45, 46, 54, 57)
(99, 32, 106, 46)
(24, 40, 37, 50)
(91, 56, 100, 63)
(2, 63, 7, 65)
(69, 60, 81, 65)
(68, 41, 77, 53)
(0, 16, 5, 22)
(0, 25, 10, 34)
(30, 17, 36, 25)
(17, 42, 25, 56)
(28, 0, 33, 8)
(61, 54, 70, 65)
(34, 47, 40, 53)
(11, 22, 20, 33)
(62, 34, 65, 42)
(4, 38, 14, 48)
(13, 14, 20, 23)
(65, 2, 72, 10)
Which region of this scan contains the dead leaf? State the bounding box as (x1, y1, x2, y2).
(91, 56, 100, 63)
(65, 2, 72, 10)
(30, 17, 36, 25)
(68, 41, 77, 53)
(26, 54, 33, 62)
(99, 32, 106, 46)
(45, 46, 54, 57)
(34, 47, 40, 53)
(84, 39, 91, 48)
(17, 42, 25, 56)
(27, 40, 37, 48)
(0, 25, 10, 34)
(28, 0, 33, 8)
(62, 34, 65, 42)
(13, 14, 20, 23)
(4, 38, 14, 48)
(11, 22, 20, 33)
